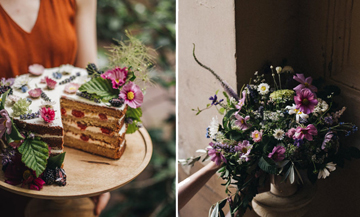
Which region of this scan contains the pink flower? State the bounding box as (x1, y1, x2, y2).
(40, 107, 55, 123)
(207, 146, 227, 166)
(101, 67, 128, 89)
(45, 77, 57, 90)
(0, 109, 12, 137)
(22, 170, 45, 191)
(119, 81, 143, 108)
(234, 114, 250, 131)
(321, 131, 334, 150)
(268, 146, 286, 162)
(28, 64, 44, 76)
(235, 140, 252, 161)
(8, 137, 24, 148)
(64, 83, 80, 94)
(293, 74, 317, 93)
(235, 91, 246, 112)
(251, 130, 263, 142)
(286, 128, 296, 139)
(294, 124, 318, 141)
(294, 88, 318, 114)
(28, 88, 42, 98)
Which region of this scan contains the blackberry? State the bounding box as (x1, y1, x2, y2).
(97, 70, 104, 75)
(125, 118, 133, 124)
(40, 91, 51, 101)
(0, 86, 12, 95)
(86, 63, 98, 75)
(54, 167, 67, 186)
(43, 168, 55, 185)
(109, 98, 124, 107)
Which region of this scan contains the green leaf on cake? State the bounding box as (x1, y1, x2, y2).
(79, 77, 119, 100)
(7, 119, 25, 140)
(47, 152, 66, 169)
(0, 89, 10, 110)
(126, 122, 138, 134)
(125, 107, 143, 133)
(18, 138, 49, 177)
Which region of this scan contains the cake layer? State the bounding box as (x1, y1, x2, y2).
(64, 134, 126, 159)
(61, 115, 123, 131)
(13, 119, 63, 135)
(34, 136, 64, 149)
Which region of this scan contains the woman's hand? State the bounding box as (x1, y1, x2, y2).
(91, 192, 111, 216)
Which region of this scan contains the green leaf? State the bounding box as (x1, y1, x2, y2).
(258, 156, 277, 174)
(126, 122, 138, 134)
(126, 107, 142, 121)
(47, 152, 66, 169)
(79, 77, 119, 99)
(219, 108, 225, 115)
(8, 119, 25, 140)
(0, 89, 10, 110)
(18, 138, 49, 177)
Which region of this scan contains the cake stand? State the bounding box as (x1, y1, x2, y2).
(0, 127, 153, 217)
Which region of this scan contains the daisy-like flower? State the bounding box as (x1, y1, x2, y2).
(235, 91, 246, 112)
(313, 98, 329, 116)
(293, 74, 317, 93)
(119, 81, 143, 108)
(40, 107, 55, 123)
(268, 145, 286, 162)
(64, 83, 80, 94)
(294, 88, 318, 114)
(45, 77, 57, 90)
(101, 67, 128, 89)
(40, 100, 56, 109)
(251, 130, 263, 142)
(257, 83, 270, 95)
(13, 75, 30, 89)
(286, 104, 309, 123)
(235, 140, 252, 162)
(273, 129, 285, 140)
(59, 64, 74, 75)
(208, 116, 219, 139)
(294, 124, 318, 141)
(0, 109, 12, 137)
(28, 88, 42, 98)
(207, 146, 227, 166)
(318, 162, 336, 179)
(28, 64, 44, 76)
(234, 114, 251, 131)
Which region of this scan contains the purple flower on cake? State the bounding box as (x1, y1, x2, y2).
(294, 88, 318, 114)
(101, 67, 128, 89)
(294, 124, 318, 141)
(234, 114, 250, 131)
(251, 130, 263, 142)
(64, 83, 80, 94)
(45, 77, 57, 90)
(0, 77, 15, 86)
(40, 107, 55, 123)
(235, 91, 246, 112)
(119, 81, 143, 108)
(293, 74, 317, 93)
(322, 131, 334, 150)
(28, 64, 45, 76)
(0, 109, 12, 137)
(268, 146, 286, 162)
(28, 88, 42, 98)
(207, 143, 227, 166)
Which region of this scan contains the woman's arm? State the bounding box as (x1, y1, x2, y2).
(75, 0, 97, 67)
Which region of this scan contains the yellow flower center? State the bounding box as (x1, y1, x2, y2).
(261, 86, 266, 91)
(254, 133, 259, 138)
(116, 79, 120, 83)
(69, 87, 76, 90)
(127, 91, 135, 100)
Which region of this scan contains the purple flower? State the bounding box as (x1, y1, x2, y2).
(209, 95, 223, 105)
(294, 124, 318, 141)
(0, 109, 12, 138)
(322, 131, 334, 150)
(293, 74, 317, 93)
(294, 88, 318, 114)
(119, 82, 144, 108)
(268, 146, 286, 162)
(235, 140, 252, 161)
(293, 139, 304, 147)
(234, 114, 250, 130)
(1, 78, 15, 86)
(101, 67, 128, 89)
(235, 91, 246, 112)
(207, 146, 227, 166)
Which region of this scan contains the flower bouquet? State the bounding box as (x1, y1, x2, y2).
(180, 45, 360, 217)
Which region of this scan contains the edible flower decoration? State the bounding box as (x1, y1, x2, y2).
(45, 77, 57, 90)
(28, 64, 45, 76)
(119, 82, 143, 109)
(28, 88, 42, 98)
(13, 75, 30, 93)
(101, 67, 128, 89)
(0, 109, 12, 137)
(64, 83, 80, 94)
(40, 107, 55, 123)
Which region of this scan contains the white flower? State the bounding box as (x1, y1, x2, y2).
(13, 75, 30, 89)
(6, 95, 21, 106)
(41, 100, 56, 109)
(257, 83, 270, 95)
(286, 104, 309, 123)
(276, 66, 282, 74)
(318, 162, 336, 179)
(313, 98, 329, 116)
(59, 64, 74, 74)
(273, 129, 285, 140)
(208, 116, 220, 139)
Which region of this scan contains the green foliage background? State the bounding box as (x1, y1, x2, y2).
(96, 0, 175, 216)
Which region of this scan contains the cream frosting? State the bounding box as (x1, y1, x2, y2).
(65, 131, 125, 149)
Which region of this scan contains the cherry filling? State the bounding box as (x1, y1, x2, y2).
(101, 127, 112, 134)
(72, 110, 84, 118)
(80, 134, 89, 142)
(61, 108, 66, 116)
(77, 122, 87, 130)
(99, 113, 107, 120)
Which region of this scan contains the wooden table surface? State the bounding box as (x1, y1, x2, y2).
(0, 127, 153, 200)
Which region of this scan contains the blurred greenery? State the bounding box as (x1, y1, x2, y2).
(97, 0, 175, 216)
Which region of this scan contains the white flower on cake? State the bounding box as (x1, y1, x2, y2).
(318, 162, 336, 179)
(41, 100, 56, 109)
(273, 129, 285, 140)
(13, 75, 30, 89)
(257, 83, 270, 95)
(59, 64, 74, 74)
(286, 104, 309, 123)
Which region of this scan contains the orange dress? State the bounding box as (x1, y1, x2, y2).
(0, 0, 78, 78)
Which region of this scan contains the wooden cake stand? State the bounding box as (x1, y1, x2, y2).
(0, 128, 153, 217)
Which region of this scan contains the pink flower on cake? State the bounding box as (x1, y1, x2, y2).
(64, 83, 80, 94)
(28, 88, 42, 98)
(294, 124, 318, 141)
(40, 107, 55, 123)
(101, 67, 128, 89)
(293, 74, 317, 93)
(0, 109, 12, 137)
(234, 114, 250, 131)
(119, 81, 143, 108)
(45, 77, 57, 90)
(251, 130, 263, 142)
(294, 88, 318, 114)
(28, 64, 45, 76)
(268, 146, 286, 162)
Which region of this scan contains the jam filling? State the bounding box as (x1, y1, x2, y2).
(99, 113, 108, 120)
(101, 127, 112, 134)
(72, 110, 84, 118)
(80, 134, 89, 142)
(77, 122, 87, 130)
